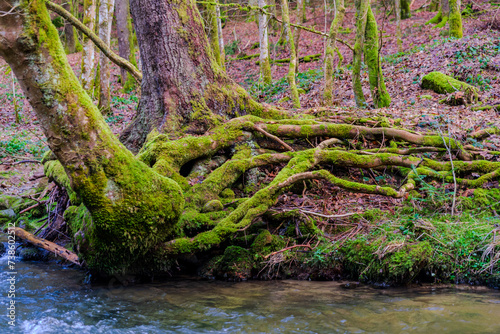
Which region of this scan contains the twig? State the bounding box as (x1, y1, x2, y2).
(300, 209, 359, 219)
(254, 125, 294, 151)
(263, 244, 313, 259)
(18, 201, 47, 215)
(0, 159, 41, 166)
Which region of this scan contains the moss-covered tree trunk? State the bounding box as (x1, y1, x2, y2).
(352, 0, 369, 107)
(120, 0, 265, 151)
(259, 0, 272, 84)
(115, 0, 137, 91)
(323, 0, 345, 104)
(280, 0, 300, 108)
(63, 2, 76, 54)
(81, 0, 96, 93)
(216, 5, 225, 67)
(98, 0, 115, 114)
(364, 6, 391, 108)
(207, 1, 225, 69)
(0, 0, 184, 275)
(401, 0, 411, 19)
(448, 0, 463, 38)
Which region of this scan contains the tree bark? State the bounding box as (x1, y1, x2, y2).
(207, 1, 224, 69)
(395, 0, 403, 52)
(81, 0, 96, 93)
(120, 0, 264, 151)
(0, 0, 183, 274)
(323, 0, 345, 104)
(63, 2, 76, 54)
(98, 0, 115, 114)
(115, 0, 131, 84)
(280, 0, 300, 108)
(352, 0, 369, 107)
(259, 0, 272, 84)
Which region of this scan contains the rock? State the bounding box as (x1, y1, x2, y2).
(341, 282, 360, 289)
(0, 208, 16, 224)
(202, 200, 224, 213)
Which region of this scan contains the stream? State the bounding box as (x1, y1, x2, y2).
(1, 252, 500, 333)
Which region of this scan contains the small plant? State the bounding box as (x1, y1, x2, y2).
(224, 39, 240, 56)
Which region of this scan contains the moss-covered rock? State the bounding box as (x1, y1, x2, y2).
(421, 71, 478, 95)
(0, 209, 16, 225)
(220, 188, 235, 200)
(202, 200, 224, 213)
(217, 246, 255, 280)
(251, 229, 286, 255)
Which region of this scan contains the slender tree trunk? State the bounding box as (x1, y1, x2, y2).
(63, 2, 76, 54)
(259, 0, 272, 84)
(293, 0, 305, 73)
(280, 0, 300, 108)
(401, 0, 411, 19)
(323, 0, 345, 104)
(115, 0, 131, 85)
(98, 0, 115, 114)
(448, 0, 463, 38)
(81, 0, 96, 93)
(216, 5, 226, 68)
(0, 0, 184, 275)
(395, 0, 402, 52)
(207, 1, 224, 69)
(364, 6, 391, 108)
(352, 0, 369, 107)
(120, 0, 265, 150)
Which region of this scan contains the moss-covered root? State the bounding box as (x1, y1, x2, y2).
(0, 0, 184, 275)
(160, 151, 318, 255)
(259, 121, 471, 160)
(448, 0, 463, 38)
(186, 151, 293, 208)
(426, 9, 442, 25)
(363, 6, 391, 108)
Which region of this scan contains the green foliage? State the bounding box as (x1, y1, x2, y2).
(248, 69, 323, 103)
(0, 130, 47, 159)
(224, 39, 240, 56)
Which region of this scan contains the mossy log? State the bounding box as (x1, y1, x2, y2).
(421, 71, 478, 98)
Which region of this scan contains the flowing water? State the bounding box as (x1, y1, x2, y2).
(1, 252, 500, 333)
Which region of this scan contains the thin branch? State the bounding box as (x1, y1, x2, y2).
(45, 1, 142, 81)
(254, 125, 294, 151)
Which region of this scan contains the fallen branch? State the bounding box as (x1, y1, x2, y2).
(12, 227, 80, 265)
(300, 209, 359, 219)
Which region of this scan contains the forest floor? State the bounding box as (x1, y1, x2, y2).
(1, 0, 500, 285)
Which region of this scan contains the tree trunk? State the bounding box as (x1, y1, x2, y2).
(395, 0, 403, 52)
(352, 0, 369, 107)
(448, 0, 463, 38)
(207, 1, 224, 69)
(364, 6, 391, 108)
(0, 0, 184, 275)
(259, 0, 272, 84)
(115, 0, 131, 85)
(216, 5, 225, 68)
(63, 2, 76, 54)
(120, 0, 264, 151)
(81, 0, 96, 93)
(98, 0, 115, 114)
(293, 0, 305, 73)
(401, 0, 411, 19)
(280, 0, 300, 108)
(323, 0, 345, 104)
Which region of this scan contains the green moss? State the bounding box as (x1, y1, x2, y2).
(63, 204, 92, 235)
(251, 229, 286, 255)
(220, 188, 235, 199)
(448, 0, 463, 38)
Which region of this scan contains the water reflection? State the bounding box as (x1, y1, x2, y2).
(1, 254, 500, 333)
